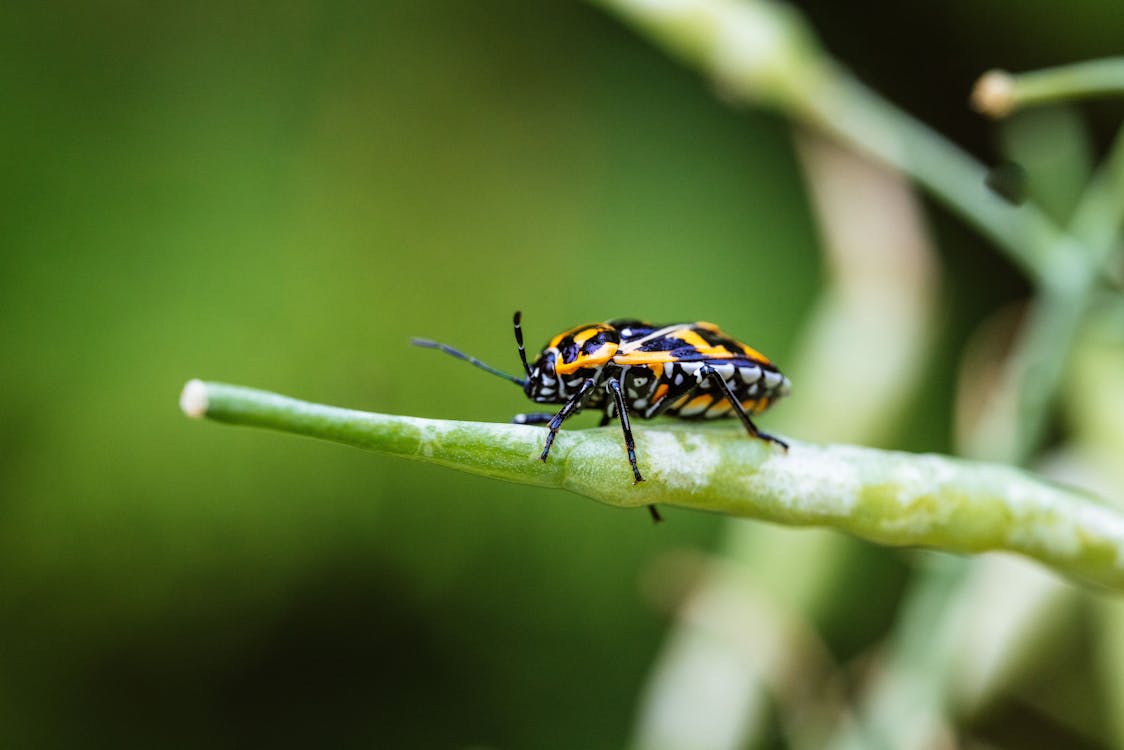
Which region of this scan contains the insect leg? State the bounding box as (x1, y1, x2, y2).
(607, 381, 662, 523)
(607, 380, 643, 483)
(539, 378, 597, 462)
(513, 412, 554, 425)
(598, 412, 612, 427)
(701, 365, 789, 451)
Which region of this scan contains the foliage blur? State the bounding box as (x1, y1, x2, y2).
(1, 1, 1121, 747)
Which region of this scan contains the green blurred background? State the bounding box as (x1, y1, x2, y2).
(1, 1, 1121, 747)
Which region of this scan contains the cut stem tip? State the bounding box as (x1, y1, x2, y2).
(971, 69, 1015, 118)
(180, 379, 209, 418)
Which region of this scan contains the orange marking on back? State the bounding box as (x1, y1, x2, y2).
(672, 328, 738, 359)
(652, 383, 669, 403)
(739, 342, 772, 364)
(673, 329, 716, 352)
(548, 323, 603, 350)
(573, 325, 610, 346)
(615, 348, 736, 366)
(555, 341, 618, 375)
(614, 350, 679, 366)
(553, 324, 619, 376)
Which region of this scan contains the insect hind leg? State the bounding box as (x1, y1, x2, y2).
(701, 364, 789, 451)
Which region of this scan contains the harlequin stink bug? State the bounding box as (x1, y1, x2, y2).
(412, 312, 791, 522)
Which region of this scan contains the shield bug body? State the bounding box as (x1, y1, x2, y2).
(413, 313, 790, 521)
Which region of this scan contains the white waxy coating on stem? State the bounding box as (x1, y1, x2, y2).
(730, 442, 1124, 573)
(409, 417, 543, 462)
(180, 379, 209, 418)
(735, 442, 864, 516)
(644, 431, 722, 492)
(416, 421, 454, 458)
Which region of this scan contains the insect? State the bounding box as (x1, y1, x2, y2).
(412, 313, 791, 522)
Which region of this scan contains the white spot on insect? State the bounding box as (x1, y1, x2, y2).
(739, 365, 761, 384)
(712, 363, 735, 379)
(632, 374, 648, 385)
(763, 370, 783, 388)
(621, 328, 633, 337)
(680, 362, 703, 378)
(634, 398, 648, 409)
(541, 375, 555, 386)
(674, 372, 685, 386)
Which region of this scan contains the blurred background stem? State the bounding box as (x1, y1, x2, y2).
(595, 0, 1068, 284)
(974, 58, 1124, 118)
(791, 67, 1066, 284)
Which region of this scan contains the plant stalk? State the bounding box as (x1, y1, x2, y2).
(182, 380, 1124, 592)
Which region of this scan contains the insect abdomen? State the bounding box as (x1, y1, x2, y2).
(647, 360, 789, 420)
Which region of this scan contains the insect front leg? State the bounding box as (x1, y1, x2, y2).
(701, 364, 789, 451)
(539, 378, 598, 462)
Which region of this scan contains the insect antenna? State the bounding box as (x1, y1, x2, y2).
(513, 310, 532, 377)
(411, 337, 527, 386)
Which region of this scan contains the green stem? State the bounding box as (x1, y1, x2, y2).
(963, 289, 1091, 465)
(975, 59, 1124, 118)
(1070, 123, 1124, 269)
(593, 0, 1068, 284)
(182, 380, 1124, 592)
(995, 124, 1124, 459)
(791, 67, 1065, 285)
